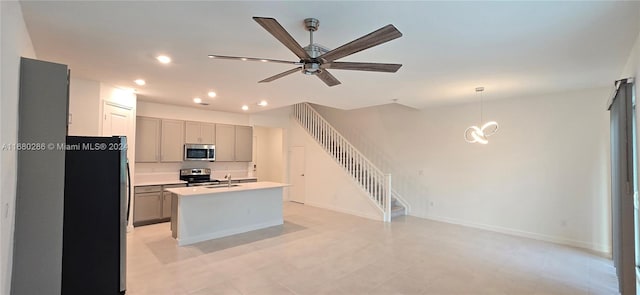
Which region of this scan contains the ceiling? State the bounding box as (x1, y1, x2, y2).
(20, 1, 640, 113)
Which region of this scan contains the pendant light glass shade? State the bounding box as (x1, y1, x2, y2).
(464, 87, 499, 144)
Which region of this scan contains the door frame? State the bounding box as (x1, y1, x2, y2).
(289, 146, 306, 204)
(102, 100, 136, 231)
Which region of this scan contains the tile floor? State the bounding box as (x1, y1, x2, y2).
(127, 202, 618, 295)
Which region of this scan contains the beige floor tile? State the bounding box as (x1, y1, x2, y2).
(187, 282, 243, 295)
(127, 202, 618, 295)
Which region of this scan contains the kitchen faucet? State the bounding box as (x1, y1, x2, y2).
(224, 173, 232, 187)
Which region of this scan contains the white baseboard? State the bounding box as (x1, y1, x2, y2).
(304, 201, 383, 221)
(417, 213, 611, 255)
(177, 219, 283, 246)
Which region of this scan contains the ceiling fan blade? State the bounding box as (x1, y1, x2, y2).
(253, 17, 311, 60)
(323, 62, 402, 73)
(208, 55, 301, 65)
(319, 24, 402, 62)
(316, 70, 341, 87)
(259, 67, 302, 83)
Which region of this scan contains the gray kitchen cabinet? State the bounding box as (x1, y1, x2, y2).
(185, 121, 215, 144)
(235, 126, 253, 162)
(133, 191, 162, 225)
(162, 183, 185, 219)
(215, 124, 235, 161)
(134, 183, 186, 226)
(136, 117, 161, 162)
(162, 191, 172, 218)
(160, 119, 185, 162)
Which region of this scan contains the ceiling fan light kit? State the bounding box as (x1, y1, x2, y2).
(464, 87, 499, 144)
(208, 17, 403, 86)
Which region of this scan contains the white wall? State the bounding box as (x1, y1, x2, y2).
(249, 106, 291, 128)
(0, 2, 36, 293)
(137, 101, 250, 126)
(68, 77, 101, 136)
(254, 126, 284, 183)
(289, 118, 384, 221)
(251, 106, 291, 199)
(314, 87, 611, 252)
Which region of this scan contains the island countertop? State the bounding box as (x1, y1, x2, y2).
(165, 181, 289, 197)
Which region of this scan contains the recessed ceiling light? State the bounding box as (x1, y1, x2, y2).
(242, 105, 249, 111)
(134, 79, 146, 86)
(156, 55, 171, 64)
(260, 59, 268, 62)
(208, 91, 217, 98)
(257, 100, 268, 107)
(193, 97, 202, 104)
(240, 58, 248, 61)
(207, 55, 215, 59)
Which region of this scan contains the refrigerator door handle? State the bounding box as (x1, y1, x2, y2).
(126, 160, 131, 223)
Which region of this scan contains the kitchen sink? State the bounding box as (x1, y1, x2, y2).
(206, 184, 240, 189)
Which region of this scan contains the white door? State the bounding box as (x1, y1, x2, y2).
(103, 103, 130, 138)
(290, 146, 306, 203)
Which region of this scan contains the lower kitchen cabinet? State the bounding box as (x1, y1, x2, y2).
(133, 191, 162, 225)
(162, 192, 172, 219)
(134, 183, 186, 226)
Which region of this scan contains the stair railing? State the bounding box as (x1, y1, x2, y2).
(293, 103, 393, 221)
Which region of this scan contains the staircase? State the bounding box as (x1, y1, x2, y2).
(292, 103, 408, 222)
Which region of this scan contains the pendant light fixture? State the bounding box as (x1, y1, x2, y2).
(464, 87, 498, 144)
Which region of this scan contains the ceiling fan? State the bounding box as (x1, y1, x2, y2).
(208, 17, 403, 87)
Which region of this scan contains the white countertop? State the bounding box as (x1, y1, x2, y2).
(165, 181, 289, 197)
(212, 176, 258, 182)
(135, 179, 188, 186)
(134, 175, 257, 187)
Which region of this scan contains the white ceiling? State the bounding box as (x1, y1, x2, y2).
(20, 1, 640, 113)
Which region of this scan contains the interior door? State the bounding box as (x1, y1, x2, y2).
(290, 146, 306, 203)
(103, 103, 130, 137)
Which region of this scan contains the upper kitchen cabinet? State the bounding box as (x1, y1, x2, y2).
(136, 117, 160, 162)
(235, 126, 253, 162)
(215, 124, 235, 161)
(160, 119, 185, 162)
(185, 121, 215, 144)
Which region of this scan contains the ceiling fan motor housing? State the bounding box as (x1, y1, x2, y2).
(303, 62, 321, 75)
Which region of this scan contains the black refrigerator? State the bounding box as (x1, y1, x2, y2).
(62, 136, 129, 294)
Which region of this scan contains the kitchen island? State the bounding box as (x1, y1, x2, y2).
(165, 181, 289, 246)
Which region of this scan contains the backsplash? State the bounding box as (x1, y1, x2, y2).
(135, 161, 250, 180)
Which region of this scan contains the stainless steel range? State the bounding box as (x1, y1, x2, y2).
(179, 168, 220, 187)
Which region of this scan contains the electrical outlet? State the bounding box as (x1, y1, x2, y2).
(418, 169, 424, 176)
(429, 201, 434, 207)
(3, 202, 8, 219)
(561, 220, 567, 227)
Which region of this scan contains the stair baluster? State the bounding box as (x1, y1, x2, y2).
(293, 102, 405, 221)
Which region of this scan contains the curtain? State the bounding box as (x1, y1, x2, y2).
(608, 78, 636, 295)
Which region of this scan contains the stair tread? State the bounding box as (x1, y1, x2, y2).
(391, 206, 404, 211)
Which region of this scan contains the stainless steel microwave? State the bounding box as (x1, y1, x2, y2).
(184, 144, 215, 161)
